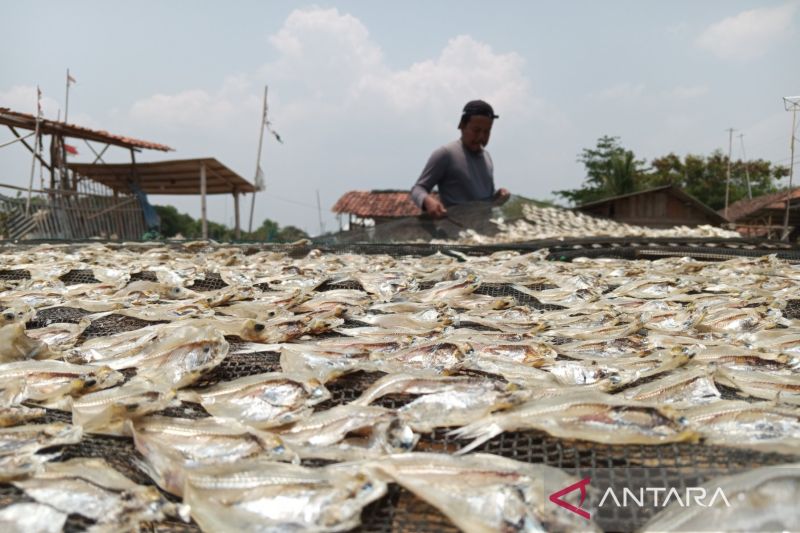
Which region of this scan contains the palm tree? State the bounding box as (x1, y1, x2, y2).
(603, 151, 638, 196)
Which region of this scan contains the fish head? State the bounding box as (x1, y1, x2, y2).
(0, 305, 36, 325)
(238, 319, 269, 342)
(81, 366, 126, 392)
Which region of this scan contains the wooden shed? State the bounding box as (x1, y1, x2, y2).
(723, 188, 800, 240)
(575, 185, 727, 228)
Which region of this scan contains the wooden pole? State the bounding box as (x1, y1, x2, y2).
(233, 190, 241, 240)
(201, 162, 208, 239)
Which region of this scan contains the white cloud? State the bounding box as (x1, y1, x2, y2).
(0, 85, 62, 119)
(696, 2, 798, 61)
(355, 35, 535, 126)
(129, 75, 259, 129)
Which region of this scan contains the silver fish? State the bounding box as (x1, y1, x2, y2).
(713, 366, 800, 405)
(25, 318, 91, 349)
(452, 390, 698, 453)
(278, 404, 418, 461)
(355, 373, 531, 432)
(131, 415, 295, 496)
(0, 422, 83, 480)
(184, 459, 386, 533)
(640, 463, 800, 532)
(13, 457, 184, 529)
(0, 502, 67, 533)
(0, 323, 55, 362)
(680, 400, 800, 455)
(178, 372, 330, 428)
(71, 377, 177, 435)
(621, 367, 720, 407)
(0, 360, 124, 409)
(369, 452, 601, 533)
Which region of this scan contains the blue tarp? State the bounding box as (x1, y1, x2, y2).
(129, 182, 160, 230)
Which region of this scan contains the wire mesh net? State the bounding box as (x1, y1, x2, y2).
(4, 240, 800, 532)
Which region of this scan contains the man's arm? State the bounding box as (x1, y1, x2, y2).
(411, 148, 448, 218)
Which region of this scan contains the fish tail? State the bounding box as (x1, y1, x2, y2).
(448, 421, 503, 455)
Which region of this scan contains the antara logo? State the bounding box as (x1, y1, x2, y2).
(548, 477, 732, 520)
(549, 477, 592, 520)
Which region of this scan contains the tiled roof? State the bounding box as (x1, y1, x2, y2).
(0, 107, 173, 152)
(722, 188, 800, 221)
(332, 190, 438, 218)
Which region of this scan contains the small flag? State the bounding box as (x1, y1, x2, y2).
(36, 86, 42, 117)
(254, 165, 265, 191)
(266, 121, 283, 144)
(67, 70, 76, 85)
(65, 144, 78, 155)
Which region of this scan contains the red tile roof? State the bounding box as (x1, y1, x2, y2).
(332, 190, 439, 218)
(722, 188, 800, 221)
(0, 107, 173, 152)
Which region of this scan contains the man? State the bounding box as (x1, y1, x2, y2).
(410, 100, 510, 218)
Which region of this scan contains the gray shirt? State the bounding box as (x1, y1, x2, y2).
(410, 140, 495, 209)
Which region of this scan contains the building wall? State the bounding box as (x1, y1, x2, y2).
(580, 191, 718, 228)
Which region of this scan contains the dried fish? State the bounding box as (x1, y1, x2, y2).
(0, 502, 67, 533)
(25, 318, 91, 349)
(681, 400, 800, 455)
(621, 366, 720, 406)
(452, 390, 698, 452)
(179, 372, 330, 428)
(0, 323, 56, 362)
(369, 453, 601, 533)
(131, 415, 296, 496)
(87, 325, 228, 389)
(278, 404, 418, 461)
(13, 457, 184, 529)
(355, 373, 530, 432)
(184, 459, 386, 532)
(641, 463, 800, 532)
(0, 423, 82, 480)
(713, 366, 800, 405)
(0, 360, 124, 409)
(71, 377, 178, 435)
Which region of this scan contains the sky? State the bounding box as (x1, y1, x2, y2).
(2, 1, 799, 236)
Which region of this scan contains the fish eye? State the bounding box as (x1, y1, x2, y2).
(254, 323, 266, 332)
(203, 346, 211, 353)
(3, 313, 13, 320)
(83, 378, 97, 387)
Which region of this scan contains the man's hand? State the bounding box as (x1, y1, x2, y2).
(494, 188, 511, 205)
(423, 195, 447, 219)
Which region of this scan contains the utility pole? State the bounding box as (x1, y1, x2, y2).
(738, 133, 752, 199)
(316, 189, 325, 235)
(724, 128, 735, 219)
(782, 96, 800, 241)
(249, 86, 268, 234)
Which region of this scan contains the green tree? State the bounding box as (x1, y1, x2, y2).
(154, 205, 200, 238)
(276, 225, 309, 242)
(644, 151, 788, 210)
(556, 136, 646, 205)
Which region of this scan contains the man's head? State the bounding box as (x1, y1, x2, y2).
(458, 100, 497, 153)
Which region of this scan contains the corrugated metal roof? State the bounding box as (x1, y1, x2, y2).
(722, 188, 800, 221)
(0, 107, 173, 152)
(332, 190, 439, 218)
(68, 158, 254, 195)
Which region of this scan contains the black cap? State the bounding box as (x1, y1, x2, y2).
(460, 100, 498, 126)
